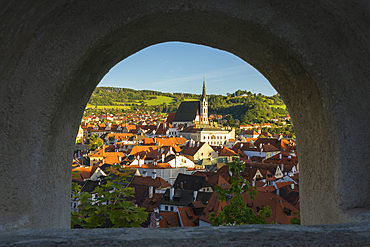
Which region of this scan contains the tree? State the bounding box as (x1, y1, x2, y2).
(87, 134, 104, 151)
(290, 211, 301, 225)
(71, 164, 148, 228)
(226, 114, 233, 126)
(209, 157, 272, 226)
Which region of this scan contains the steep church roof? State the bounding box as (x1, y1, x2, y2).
(172, 101, 200, 122)
(201, 78, 207, 102)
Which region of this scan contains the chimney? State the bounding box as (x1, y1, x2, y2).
(291, 183, 294, 190)
(193, 191, 198, 201)
(252, 180, 256, 187)
(281, 163, 284, 172)
(170, 187, 174, 200)
(279, 153, 282, 159)
(152, 171, 156, 179)
(149, 186, 153, 199)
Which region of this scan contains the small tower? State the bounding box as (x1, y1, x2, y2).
(200, 76, 208, 124)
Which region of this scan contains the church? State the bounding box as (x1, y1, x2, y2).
(168, 78, 235, 146)
(171, 78, 209, 128)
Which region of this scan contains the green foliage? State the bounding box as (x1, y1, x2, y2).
(209, 157, 272, 226)
(85, 87, 288, 120)
(87, 134, 104, 151)
(84, 87, 294, 136)
(71, 164, 148, 228)
(226, 114, 234, 126)
(290, 211, 301, 225)
(76, 139, 83, 144)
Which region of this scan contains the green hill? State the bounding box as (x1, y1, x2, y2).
(85, 87, 289, 125)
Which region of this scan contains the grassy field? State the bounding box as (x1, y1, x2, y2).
(86, 96, 175, 109)
(86, 104, 130, 110)
(183, 98, 199, 101)
(269, 104, 287, 109)
(144, 96, 175, 105)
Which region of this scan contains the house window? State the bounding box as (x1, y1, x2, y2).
(170, 206, 174, 211)
(165, 206, 168, 211)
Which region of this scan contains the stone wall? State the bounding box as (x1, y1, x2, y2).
(0, 0, 369, 229)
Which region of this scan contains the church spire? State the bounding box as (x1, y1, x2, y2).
(199, 75, 208, 125)
(202, 75, 207, 100)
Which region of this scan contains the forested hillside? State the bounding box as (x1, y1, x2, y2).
(86, 87, 289, 125)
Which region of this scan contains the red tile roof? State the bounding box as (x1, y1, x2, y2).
(129, 176, 171, 188)
(72, 165, 99, 180)
(166, 112, 176, 124)
(159, 212, 181, 228)
(141, 193, 163, 212)
(177, 207, 198, 227)
(198, 191, 227, 224)
(241, 191, 299, 224)
(218, 146, 237, 157)
(181, 141, 206, 156)
(193, 172, 231, 191)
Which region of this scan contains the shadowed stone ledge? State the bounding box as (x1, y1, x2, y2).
(1, 222, 369, 247)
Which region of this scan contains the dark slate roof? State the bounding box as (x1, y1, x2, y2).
(173, 101, 200, 122)
(173, 173, 212, 191)
(160, 189, 213, 207)
(80, 180, 100, 193)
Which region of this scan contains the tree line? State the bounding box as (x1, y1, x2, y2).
(86, 87, 289, 125)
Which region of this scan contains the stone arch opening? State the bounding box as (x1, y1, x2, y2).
(1, 1, 369, 229)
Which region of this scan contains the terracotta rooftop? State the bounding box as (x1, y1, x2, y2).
(129, 176, 171, 188)
(177, 207, 198, 227)
(242, 191, 299, 224)
(159, 212, 181, 228)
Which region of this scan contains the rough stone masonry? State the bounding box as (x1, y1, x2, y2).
(0, 0, 369, 230)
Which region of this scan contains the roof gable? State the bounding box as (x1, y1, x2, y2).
(173, 101, 200, 122)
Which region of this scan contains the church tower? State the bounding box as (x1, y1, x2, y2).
(199, 76, 208, 124)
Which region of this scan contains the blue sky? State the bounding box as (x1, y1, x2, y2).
(98, 42, 277, 96)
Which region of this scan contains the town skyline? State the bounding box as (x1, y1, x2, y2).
(98, 42, 278, 96)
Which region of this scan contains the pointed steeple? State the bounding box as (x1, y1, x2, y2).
(199, 75, 208, 125)
(201, 75, 207, 101)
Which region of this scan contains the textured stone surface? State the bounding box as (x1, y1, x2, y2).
(0, 0, 369, 229)
(1, 222, 370, 246)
